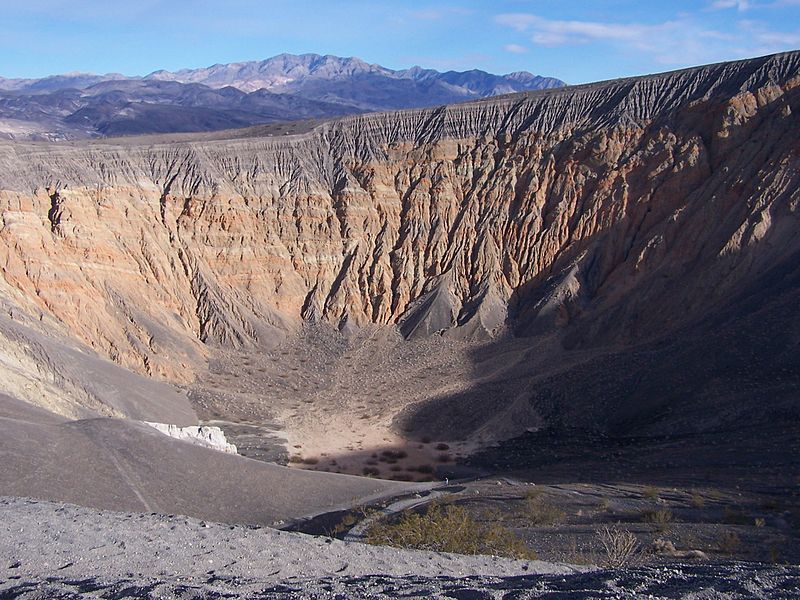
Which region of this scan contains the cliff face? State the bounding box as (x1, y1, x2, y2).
(0, 52, 798, 398)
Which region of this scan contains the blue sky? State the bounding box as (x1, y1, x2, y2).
(2, 0, 799, 83)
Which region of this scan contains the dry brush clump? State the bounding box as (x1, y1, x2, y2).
(642, 486, 661, 501)
(366, 500, 537, 560)
(521, 489, 566, 526)
(717, 530, 742, 554)
(640, 508, 674, 530)
(596, 525, 641, 568)
(690, 491, 706, 508)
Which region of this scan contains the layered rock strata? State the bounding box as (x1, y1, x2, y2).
(0, 51, 797, 419)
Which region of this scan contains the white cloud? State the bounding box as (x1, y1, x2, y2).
(494, 12, 800, 66)
(503, 43, 529, 54)
(711, 0, 751, 11)
(736, 18, 800, 52)
(711, 0, 800, 8)
(494, 13, 734, 65)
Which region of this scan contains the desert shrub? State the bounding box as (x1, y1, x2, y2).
(362, 467, 380, 477)
(557, 535, 591, 565)
(366, 500, 537, 560)
(525, 487, 543, 499)
(328, 512, 358, 536)
(642, 486, 660, 501)
(718, 530, 742, 554)
(641, 508, 674, 530)
(522, 490, 566, 526)
(415, 464, 435, 474)
(690, 491, 706, 508)
(302, 457, 319, 465)
(596, 525, 641, 568)
(435, 443, 450, 451)
(437, 453, 452, 462)
(288, 455, 303, 464)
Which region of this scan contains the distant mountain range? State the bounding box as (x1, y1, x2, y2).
(0, 54, 564, 140)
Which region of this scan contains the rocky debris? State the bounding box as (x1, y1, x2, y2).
(144, 422, 238, 454)
(0, 497, 579, 581)
(0, 497, 798, 599)
(651, 539, 708, 561)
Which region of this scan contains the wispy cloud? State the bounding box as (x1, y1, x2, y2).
(503, 43, 529, 54)
(494, 13, 734, 65)
(409, 7, 474, 21)
(710, 0, 800, 8)
(736, 18, 800, 52)
(710, 0, 751, 11)
(495, 10, 800, 67)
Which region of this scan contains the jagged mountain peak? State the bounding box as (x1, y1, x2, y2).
(142, 52, 561, 96)
(0, 53, 564, 140)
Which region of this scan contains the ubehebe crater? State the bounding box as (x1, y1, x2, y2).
(0, 51, 798, 533)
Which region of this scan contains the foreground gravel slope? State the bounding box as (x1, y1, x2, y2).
(1, 497, 798, 599)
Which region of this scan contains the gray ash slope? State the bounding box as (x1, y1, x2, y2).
(0, 396, 418, 525)
(2, 497, 798, 600)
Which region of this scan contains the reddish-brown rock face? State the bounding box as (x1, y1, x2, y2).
(0, 52, 798, 392)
